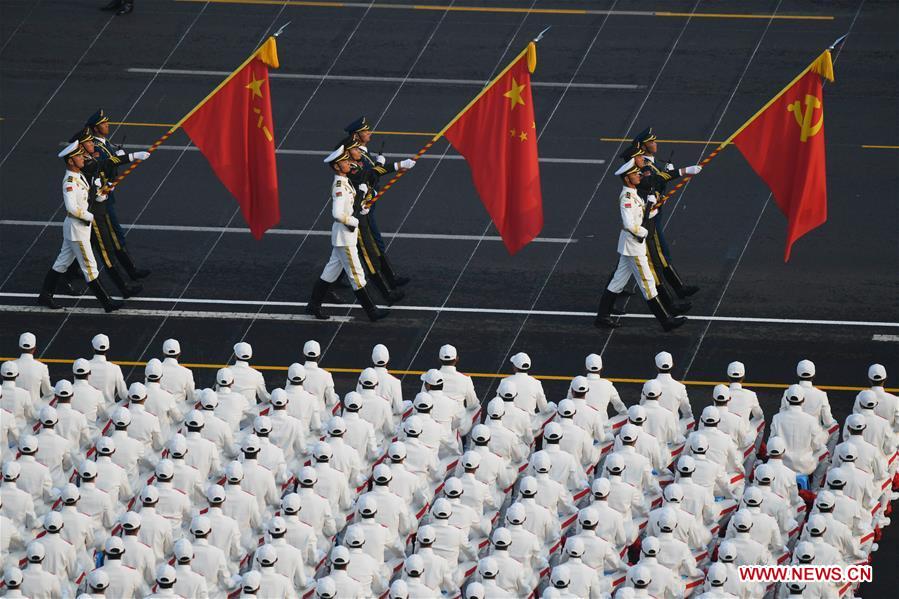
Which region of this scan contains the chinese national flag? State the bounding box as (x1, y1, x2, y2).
(732, 51, 834, 261)
(181, 37, 280, 239)
(443, 43, 543, 255)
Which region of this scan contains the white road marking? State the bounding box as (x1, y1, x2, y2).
(0, 220, 578, 244)
(873, 334, 899, 342)
(0, 293, 895, 328)
(0, 304, 352, 323)
(125, 67, 644, 90)
(114, 143, 605, 165)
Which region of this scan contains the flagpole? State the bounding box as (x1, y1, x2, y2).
(655, 37, 844, 209)
(102, 34, 283, 193)
(368, 28, 549, 207)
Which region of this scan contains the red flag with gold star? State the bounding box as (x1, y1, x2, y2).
(180, 37, 280, 239)
(443, 43, 543, 255)
(731, 50, 834, 261)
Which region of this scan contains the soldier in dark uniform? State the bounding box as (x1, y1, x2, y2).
(84, 109, 151, 282)
(344, 116, 416, 289)
(632, 127, 702, 300)
(70, 128, 146, 299)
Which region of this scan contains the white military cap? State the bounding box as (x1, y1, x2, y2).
(420, 368, 444, 386)
(299, 466, 317, 485)
(73, 358, 91, 375)
(766, 436, 787, 455)
(168, 433, 188, 456)
(287, 362, 306, 382)
(316, 576, 338, 598)
(655, 351, 674, 370)
(3, 567, 23, 588)
(155, 564, 176, 585)
(327, 416, 346, 435)
(267, 516, 287, 535)
(785, 384, 805, 404)
(700, 405, 720, 424)
(627, 404, 646, 423)
(641, 536, 660, 556)
(845, 413, 866, 431)
(313, 441, 333, 461)
(591, 477, 611, 497)
(371, 344, 390, 365)
(270, 388, 288, 407)
(676, 455, 696, 473)
(796, 359, 816, 378)
(95, 436, 116, 455)
(54, 379, 74, 397)
(359, 368, 379, 388)
(481, 399, 501, 420)
(343, 391, 363, 411)
(26, 541, 46, 562)
(530, 450, 551, 473)
(837, 443, 858, 462)
(43, 511, 63, 532)
(518, 475, 538, 496)
(868, 363, 887, 382)
(461, 450, 480, 469)
(732, 509, 753, 531)
(550, 565, 571, 587)
(253, 415, 272, 434)
(510, 352, 531, 370)
(389, 580, 410, 599)
(727, 361, 745, 377)
(345, 526, 366, 547)
(544, 421, 563, 441)
(718, 540, 738, 561)
(815, 490, 836, 509)
(357, 495, 378, 516)
(477, 556, 498, 578)
(742, 486, 763, 506)
(712, 383, 730, 402)
(707, 563, 728, 586)
(642, 379, 662, 398)
(18, 434, 38, 454)
(173, 539, 193, 562)
(199, 388, 218, 409)
(619, 423, 640, 442)
(605, 454, 626, 473)
(111, 406, 132, 426)
(807, 514, 827, 535)
(281, 493, 302, 513)
(323, 145, 347, 164)
(569, 375, 589, 393)
(190, 515, 212, 535)
(614, 158, 636, 176)
(206, 484, 226, 503)
(127, 382, 147, 401)
(497, 379, 517, 399)
(155, 459, 175, 480)
(557, 398, 577, 417)
(402, 415, 422, 436)
(443, 477, 463, 497)
(233, 342, 252, 360)
(857, 389, 878, 409)
(330, 545, 350, 566)
(431, 497, 452, 518)
(439, 344, 457, 360)
(241, 434, 261, 453)
(464, 582, 484, 599)
(39, 405, 58, 425)
(162, 338, 181, 356)
(216, 367, 234, 385)
(689, 432, 709, 453)
(755, 463, 775, 483)
(87, 569, 110, 591)
(91, 333, 110, 351)
(140, 486, 160, 504)
(505, 502, 527, 525)
(664, 483, 684, 502)
(657, 507, 678, 532)
(471, 424, 491, 443)
(255, 544, 277, 566)
(58, 140, 82, 159)
(388, 441, 407, 460)
(60, 483, 80, 504)
(415, 525, 436, 545)
(120, 512, 141, 533)
(585, 353, 602, 372)
(372, 463, 392, 483)
(629, 565, 652, 588)
(242, 571, 262, 593)
(145, 358, 163, 380)
(18, 332, 36, 350)
(77, 460, 97, 480)
(794, 541, 816, 562)
(404, 554, 425, 576)
(0, 361, 18, 377)
(303, 339, 321, 358)
(564, 536, 585, 557)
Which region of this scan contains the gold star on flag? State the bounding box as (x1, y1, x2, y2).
(503, 77, 526, 110)
(246, 74, 265, 99)
(519, 131, 528, 141)
(510, 129, 517, 137)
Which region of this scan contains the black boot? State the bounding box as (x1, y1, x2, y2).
(657, 285, 691, 315)
(379, 255, 410, 287)
(647, 295, 686, 332)
(661, 261, 700, 298)
(116, 249, 150, 280)
(372, 273, 405, 305)
(677, 283, 700, 298)
(305, 279, 331, 320)
(37, 270, 63, 309)
(354, 285, 389, 321)
(325, 288, 344, 304)
(100, 0, 123, 10)
(88, 279, 124, 313)
(117, 1, 133, 14)
(108, 268, 143, 298)
(594, 289, 621, 329)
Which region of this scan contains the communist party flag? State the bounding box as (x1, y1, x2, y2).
(179, 37, 281, 239)
(443, 42, 543, 255)
(731, 50, 834, 261)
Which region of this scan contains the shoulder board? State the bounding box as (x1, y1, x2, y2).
(624, 191, 633, 198)
(66, 176, 74, 182)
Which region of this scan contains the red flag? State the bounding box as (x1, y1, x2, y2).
(443, 43, 543, 255)
(732, 51, 834, 261)
(181, 38, 280, 239)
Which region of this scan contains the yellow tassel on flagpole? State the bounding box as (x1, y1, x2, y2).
(526, 41, 537, 74)
(258, 37, 280, 69)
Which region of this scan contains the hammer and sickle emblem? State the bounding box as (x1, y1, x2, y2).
(787, 94, 823, 142)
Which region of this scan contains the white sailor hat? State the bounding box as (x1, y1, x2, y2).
(642, 379, 662, 398)
(185, 409, 205, 428)
(557, 398, 577, 417)
(233, 342, 252, 360)
(700, 405, 720, 424)
(87, 569, 110, 591)
(857, 389, 878, 409)
(43, 511, 63, 532)
(95, 436, 116, 455)
(569, 375, 589, 393)
(464, 583, 484, 599)
(128, 382, 147, 401)
(330, 545, 350, 566)
(868, 363, 887, 382)
(39, 405, 58, 425)
(591, 477, 611, 497)
(255, 544, 278, 566)
(443, 476, 463, 497)
(190, 515, 212, 535)
(627, 404, 646, 424)
(372, 463, 392, 483)
(18, 332, 36, 350)
(732, 509, 753, 531)
(785, 384, 805, 404)
(216, 367, 234, 385)
(614, 158, 637, 177)
(505, 502, 527, 525)
(58, 140, 85, 160)
(497, 378, 517, 399)
(585, 353, 602, 372)
(707, 563, 728, 587)
(18, 434, 38, 454)
(253, 415, 272, 434)
(345, 526, 366, 547)
(270, 388, 288, 407)
(91, 333, 110, 351)
(510, 352, 531, 370)
(388, 441, 407, 460)
(530, 450, 551, 473)
(486, 397, 504, 418)
(689, 432, 709, 453)
(359, 367, 379, 388)
(242, 571, 262, 593)
(155, 564, 177, 585)
(26, 541, 46, 562)
(846, 413, 867, 431)
(0, 361, 18, 378)
(477, 557, 499, 578)
(431, 497, 452, 518)
(718, 540, 738, 562)
(139, 486, 159, 505)
(371, 344, 390, 365)
(712, 383, 730, 402)
(303, 339, 321, 357)
(766, 435, 787, 455)
(518, 475, 538, 496)
(206, 484, 226, 503)
(287, 362, 306, 383)
(162, 338, 181, 356)
(564, 536, 585, 557)
(794, 541, 816, 562)
(550, 565, 571, 588)
(357, 495, 378, 516)
(461, 450, 480, 469)
(641, 536, 660, 556)
(225, 461, 244, 482)
(111, 406, 132, 427)
(471, 424, 491, 443)
(439, 344, 457, 361)
(281, 493, 302, 513)
(324, 145, 350, 164)
(60, 483, 80, 504)
(755, 463, 775, 483)
(655, 351, 674, 370)
(173, 539, 194, 562)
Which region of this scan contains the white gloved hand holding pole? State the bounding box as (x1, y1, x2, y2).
(129, 151, 151, 161)
(680, 165, 702, 176)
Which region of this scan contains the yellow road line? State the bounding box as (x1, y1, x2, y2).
(7, 356, 891, 393)
(862, 145, 899, 149)
(109, 121, 174, 128)
(600, 136, 729, 145)
(175, 0, 833, 20)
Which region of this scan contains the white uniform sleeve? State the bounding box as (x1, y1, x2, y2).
(609, 383, 627, 415)
(332, 184, 357, 227)
(620, 193, 645, 237)
(63, 184, 92, 221)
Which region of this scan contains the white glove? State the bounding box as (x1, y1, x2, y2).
(358, 183, 369, 195)
(130, 151, 150, 161)
(375, 154, 387, 166)
(682, 165, 702, 175)
(636, 226, 648, 240)
(93, 178, 103, 188)
(347, 216, 359, 228)
(646, 194, 657, 206)
(83, 212, 95, 223)
(360, 206, 370, 216)
(397, 159, 416, 170)
(95, 194, 107, 204)
(115, 149, 126, 157)
(665, 162, 675, 171)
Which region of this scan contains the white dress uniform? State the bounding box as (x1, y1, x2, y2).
(328, 569, 365, 599)
(160, 356, 197, 406)
(320, 173, 366, 289)
(345, 518, 390, 563)
(88, 353, 128, 406)
(569, 372, 627, 418)
(14, 352, 52, 406)
(214, 386, 250, 430)
(99, 559, 148, 598)
(837, 435, 887, 480)
(343, 411, 379, 461)
(519, 497, 560, 546)
(282, 514, 320, 565)
(20, 562, 62, 599)
(727, 382, 763, 422)
(285, 382, 324, 435)
(357, 486, 414, 543)
(543, 443, 588, 491)
(640, 399, 683, 446)
(302, 359, 338, 412)
(675, 477, 718, 527)
(59, 505, 96, 565)
(1, 406, 19, 459)
(199, 408, 237, 458)
(770, 405, 828, 475)
(862, 384, 899, 432)
(648, 504, 709, 550)
(502, 371, 549, 416)
(569, 397, 607, 444)
(614, 422, 667, 472)
(138, 506, 174, 556)
(190, 538, 234, 596)
(266, 537, 308, 590)
(72, 378, 104, 429)
(691, 451, 738, 499)
(627, 557, 684, 599)
(357, 388, 394, 441)
(109, 428, 149, 477)
(565, 529, 623, 573)
(0, 512, 22, 555)
(724, 505, 783, 552)
(604, 446, 656, 495)
(692, 425, 743, 474)
(364, 365, 404, 416)
(127, 403, 164, 451)
(494, 397, 532, 445)
(51, 169, 99, 281)
(388, 460, 431, 508)
(40, 532, 77, 579)
(296, 488, 337, 545)
(560, 556, 607, 599)
(715, 404, 754, 451)
(95, 454, 131, 502)
(505, 521, 547, 572)
(144, 381, 180, 438)
(584, 499, 629, 548)
(435, 364, 479, 413)
(532, 472, 576, 515)
(33, 427, 75, 486)
(173, 564, 209, 599)
(800, 513, 865, 563)
(231, 359, 270, 405)
(780, 380, 837, 429)
(15, 455, 53, 505)
(758, 457, 803, 510)
(726, 530, 773, 566)
(347, 546, 389, 596)
(268, 408, 307, 464)
(2, 379, 34, 431)
(428, 518, 472, 565)
(1, 478, 39, 529)
(656, 531, 701, 578)
(184, 431, 221, 480)
(77, 480, 118, 530)
(223, 483, 262, 549)
(651, 372, 693, 423)
(204, 506, 243, 562)
(54, 401, 91, 451)
(240, 458, 279, 514)
(848, 403, 896, 457)
(313, 460, 353, 513)
(606, 185, 656, 299)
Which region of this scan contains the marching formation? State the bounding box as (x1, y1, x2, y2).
(2, 331, 897, 598)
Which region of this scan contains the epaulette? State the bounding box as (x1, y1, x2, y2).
(66, 176, 74, 182)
